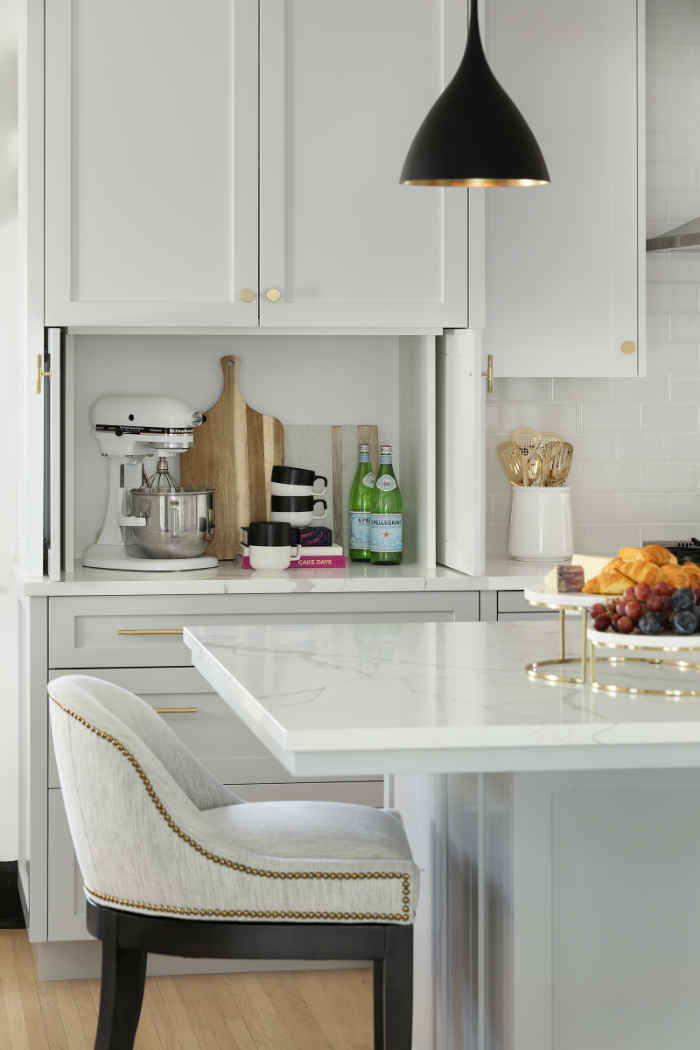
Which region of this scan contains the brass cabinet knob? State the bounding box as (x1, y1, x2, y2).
(621, 340, 636, 355)
(240, 288, 256, 303)
(265, 287, 282, 302)
(481, 354, 495, 394)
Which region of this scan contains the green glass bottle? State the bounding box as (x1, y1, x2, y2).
(370, 445, 403, 565)
(348, 444, 375, 562)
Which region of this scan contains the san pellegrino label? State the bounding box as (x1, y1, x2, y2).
(370, 444, 403, 562)
(349, 444, 375, 559)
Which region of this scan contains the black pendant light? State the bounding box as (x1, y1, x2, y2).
(400, 0, 550, 187)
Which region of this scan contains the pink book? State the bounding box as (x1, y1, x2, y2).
(241, 553, 347, 569)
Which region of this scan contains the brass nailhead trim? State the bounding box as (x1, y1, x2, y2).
(50, 695, 412, 922)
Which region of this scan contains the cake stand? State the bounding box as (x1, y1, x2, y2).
(523, 589, 603, 685)
(588, 626, 700, 698)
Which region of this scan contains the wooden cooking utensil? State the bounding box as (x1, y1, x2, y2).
(180, 356, 284, 559)
(498, 441, 523, 485)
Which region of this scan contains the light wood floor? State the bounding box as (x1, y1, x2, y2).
(0, 930, 372, 1050)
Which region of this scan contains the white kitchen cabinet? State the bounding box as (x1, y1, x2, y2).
(44, 0, 469, 330)
(483, 0, 645, 377)
(445, 770, 700, 1050)
(45, 0, 260, 327)
(259, 0, 468, 329)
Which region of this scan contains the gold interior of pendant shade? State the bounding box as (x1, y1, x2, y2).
(402, 177, 550, 187)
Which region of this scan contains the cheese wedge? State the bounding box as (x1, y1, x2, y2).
(570, 554, 610, 581)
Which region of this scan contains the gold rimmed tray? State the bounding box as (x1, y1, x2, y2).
(588, 626, 700, 698)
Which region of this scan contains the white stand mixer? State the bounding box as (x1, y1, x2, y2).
(83, 395, 218, 572)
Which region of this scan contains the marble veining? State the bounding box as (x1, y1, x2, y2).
(184, 621, 700, 776)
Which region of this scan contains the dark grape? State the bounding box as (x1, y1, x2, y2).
(594, 615, 611, 631)
(638, 612, 664, 635)
(671, 588, 696, 613)
(672, 610, 699, 635)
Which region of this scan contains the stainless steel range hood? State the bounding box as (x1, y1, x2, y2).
(647, 216, 700, 253)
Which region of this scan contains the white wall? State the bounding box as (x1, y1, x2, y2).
(0, 0, 18, 860)
(486, 0, 700, 557)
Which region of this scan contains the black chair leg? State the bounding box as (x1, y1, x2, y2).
(373, 959, 384, 1049)
(383, 925, 413, 1050)
(94, 912, 147, 1050)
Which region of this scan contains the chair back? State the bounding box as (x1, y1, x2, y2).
(48, 674, 239, 901)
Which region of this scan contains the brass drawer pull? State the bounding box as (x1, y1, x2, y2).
(154, 706, 199, 715)
(117, 628, 184, 636)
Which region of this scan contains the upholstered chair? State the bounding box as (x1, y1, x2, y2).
(49, 674, 418, 1050)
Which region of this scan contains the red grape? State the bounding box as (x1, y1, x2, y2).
(623, 586, 636, 601)
(624, 600, 643, 620)
(594, 614, 611, 631)
(615, 602, 626, 616)
(592, 603, 606, 617)
(646, 595, 664, 612)
(656, 582, 674, 597)
(616, 616, 634, 634)
(634, 583, 651, 601)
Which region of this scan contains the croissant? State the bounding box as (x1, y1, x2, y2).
(621, 560, 661, 586)
(660, 564, 692, 589)
(596, 567, 637, 595)
(579, 544, 679, 595)
(641, 544, 677, 566)
(618, 547, 644, 563)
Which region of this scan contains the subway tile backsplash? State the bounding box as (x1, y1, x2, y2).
(487, 0, 700, 556)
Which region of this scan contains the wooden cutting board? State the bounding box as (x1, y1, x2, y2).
(180, 356, 284, 560)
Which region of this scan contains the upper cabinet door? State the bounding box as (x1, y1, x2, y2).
(45, 0, 259, 327)
(259, 0, 469, 329)
(482, 0, 644, 377)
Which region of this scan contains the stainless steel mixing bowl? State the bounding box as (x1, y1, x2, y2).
(129, 489, 215, 559)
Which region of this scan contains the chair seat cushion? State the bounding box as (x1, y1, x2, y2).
(198, 800, 413, 862)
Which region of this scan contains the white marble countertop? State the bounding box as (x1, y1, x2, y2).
(184, 620, 700, 776)
(16, 557, 553, 597)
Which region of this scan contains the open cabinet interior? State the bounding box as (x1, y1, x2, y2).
(59, 332, 456, 577)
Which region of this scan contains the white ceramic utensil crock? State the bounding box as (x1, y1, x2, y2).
(508, 485, 573, 561)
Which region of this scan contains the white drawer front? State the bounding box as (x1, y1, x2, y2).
(49, 593, 476, 669)
(498, 590, 558, 617)
(48, 666, 288, 788)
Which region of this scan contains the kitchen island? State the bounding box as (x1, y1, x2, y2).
(185, 620, 700, 1050)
